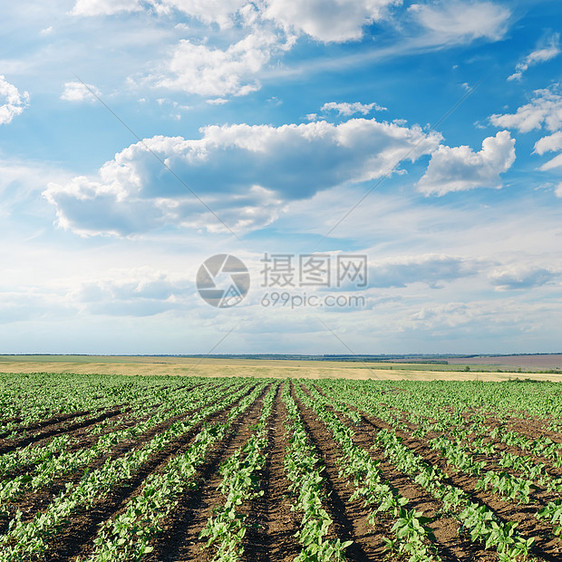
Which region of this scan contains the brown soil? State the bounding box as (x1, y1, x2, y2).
(242, 383, 301, 562)
(0, 407, 128, 455)
(298, 384, 497, 562)
(46, 384, 260, 561)
(0, 386, 256, 548)
(292, 388, 396, 561)
(3, 379, 562, 561)
(358, 410, 562, 561)
(145, 385, 270, 561)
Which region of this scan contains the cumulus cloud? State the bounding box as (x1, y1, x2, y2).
(490, 85, 562, 133)
(60, 81, 102, 102)
(71, 0, 142, 16)
(73, 0, 400, 41)
(0, 75, 29, 125)
(417, 131, 515, 196)
(44, 118, 441, 236)
(369, 254, 476, 288)
(157, 0, 250, 28)
(490, 266, 558, 290)
(508, 33, 560, 81)
(71, 0, 512, 100)
(491, 85, 562, 173)
(409, 1, 510, 43)
(321, 101, 387, 116)
(155, 29, 292, 97)
(263, 0, 401, 43)
(75, 273, 193, 316)
(534, 131, 562, 155)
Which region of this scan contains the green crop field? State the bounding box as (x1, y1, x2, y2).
(0, 372, 562, 561)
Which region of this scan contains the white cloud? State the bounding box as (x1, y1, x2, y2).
(60, 81, 102, 102)
(540, 153, 562, 171)
(0, 75, 30, 125)
(155, 29, 292, 97)
(68, 0, 514, 101)
(72, 0, 252, 28)
(72, 0, 401, 41)
(321, 101, 387, 116)
(534, 131, 562, 155)
(44, 117, 441, 236)
(264, 0, 402, 43)
(490, 85, 562, 133)
(74, 272, 194, 316)
(417, 131, 515, 196)
(491, 85, 562, 174)
(556, 183, 562, 198)
(508, 33, 560, 81)
(206, 98, 229, 105)
(409, 1, 510, 43)
(71, 0, 142, 16)
(369, 254, 476, 288)
(535, 131, 562, 171)
(490, 265, 558, 290)
(154, 0, 249, 28)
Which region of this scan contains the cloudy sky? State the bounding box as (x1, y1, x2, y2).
(1, 0, 561, 355)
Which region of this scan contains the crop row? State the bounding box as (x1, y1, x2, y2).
(312, 381, 536, 561)
(0, 381, 259, 561)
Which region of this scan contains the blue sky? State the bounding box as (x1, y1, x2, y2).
(0, 0, 561, 355)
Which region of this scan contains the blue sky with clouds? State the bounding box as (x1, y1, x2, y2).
(1, 0, 561, 355)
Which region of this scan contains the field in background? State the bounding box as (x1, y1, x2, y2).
(447, 354, 562, 370)
(1, 354, 562, 382)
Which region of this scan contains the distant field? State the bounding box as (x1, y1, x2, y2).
(1, 355, 562, 382)
(448, 354, 562, 370)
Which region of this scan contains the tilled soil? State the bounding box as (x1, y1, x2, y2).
(49, 385, 260, 562)
(294, 385, 497, 562)
(148, 386, 270, 562)
(3, 379, 562, 561)
(359, 412, 562, 561)
(243, 385, 301, 562)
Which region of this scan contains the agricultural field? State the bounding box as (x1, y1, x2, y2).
(1, 374, 562, 561)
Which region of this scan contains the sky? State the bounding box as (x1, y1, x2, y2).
(0, 0, 561, 355)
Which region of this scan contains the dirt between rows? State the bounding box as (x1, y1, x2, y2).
(51, 385, 261, 562)
(294, 385, 497, 562)
(0, 410, 91, 439)
(374, 407, 562, 484)
(0, 407, 131, 456)
(146, 383, 305, 562)
(0, 385, 255, 546)
(5, 380, 562, 561)
(349, 403, 562, 561)
(0, 383, 223, 483)
(291, 387, 396, 561)
(0, 381, 203, 444)
(242, 384, 301, 562)
(146, 385, 271, 561)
